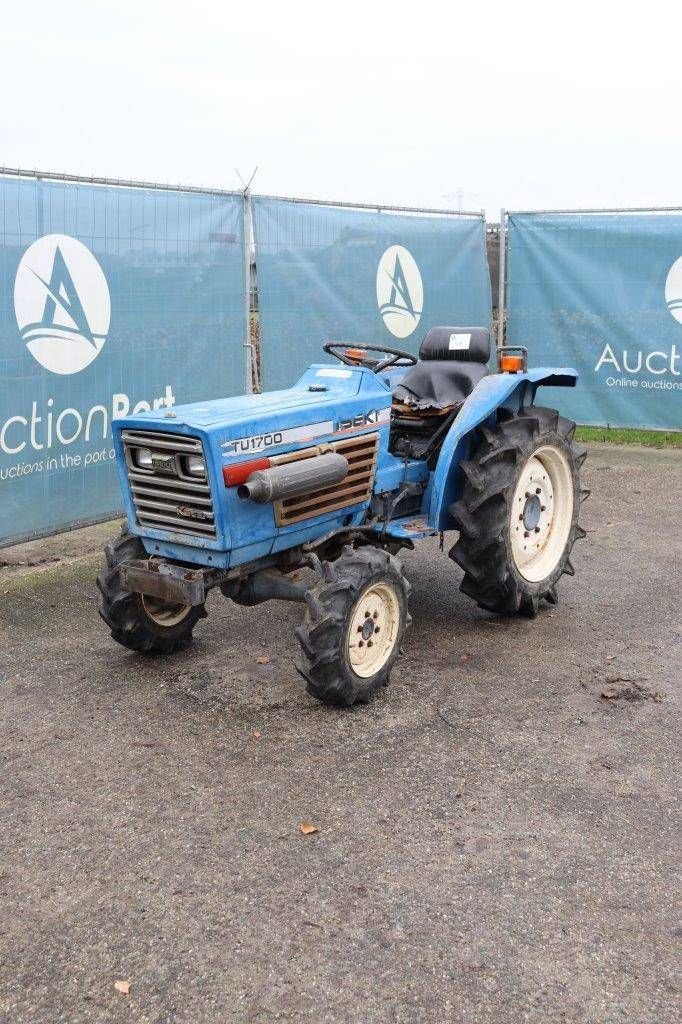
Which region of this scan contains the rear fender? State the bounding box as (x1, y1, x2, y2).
(428, 368, 578, 531)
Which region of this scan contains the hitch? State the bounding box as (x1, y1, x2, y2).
(119, 560, 207, 607)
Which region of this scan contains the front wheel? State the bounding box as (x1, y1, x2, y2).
(97, 530, 206, 653)
(296, 546, 411, 707)
(449, 406, 588, 617)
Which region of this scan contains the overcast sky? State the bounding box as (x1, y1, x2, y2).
(1, 0, 680, 218)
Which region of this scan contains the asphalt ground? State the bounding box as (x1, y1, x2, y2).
(0, 443, 680, 1024)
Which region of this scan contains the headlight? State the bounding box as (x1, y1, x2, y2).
(185, 454, 206, 478)
(135, 447, 153, 470)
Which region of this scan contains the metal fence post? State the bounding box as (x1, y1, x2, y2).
(497, 208, 506, 351)
(243, 190, 254, 395)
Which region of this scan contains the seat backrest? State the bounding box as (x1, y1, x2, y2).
(419, 326, 491, 365)
(392, 326, 491, 412)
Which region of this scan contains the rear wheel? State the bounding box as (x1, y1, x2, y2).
(97, 529, 206, 653)
(296, 546, 411, 707)
(449, 406, 588, 616)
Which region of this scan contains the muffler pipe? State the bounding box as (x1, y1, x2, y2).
(238, 451, 348, 504)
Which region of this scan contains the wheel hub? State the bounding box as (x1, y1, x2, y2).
(361, 616, 376, 641)
(522, 493, 542, 531)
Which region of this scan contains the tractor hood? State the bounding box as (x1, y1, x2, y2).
(128, 364, 390, 434)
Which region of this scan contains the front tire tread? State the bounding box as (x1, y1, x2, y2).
(97, 529, 204, 654)
(296, 546, 410, 708)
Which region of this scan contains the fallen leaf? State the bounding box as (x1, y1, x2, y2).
(252, 731, 262, 739)
(459, 653, 471, 662)
(114, 980, 131, 996)
(255, 656, 271, 665)
(299, 821, 318, 835)
(605, 655, 616, 662)
(600, 678, 661, 703)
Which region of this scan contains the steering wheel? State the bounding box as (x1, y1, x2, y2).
(323, 342, 418, 374)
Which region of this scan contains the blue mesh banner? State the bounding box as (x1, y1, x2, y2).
(0, 176, 245, 545)
(253, 199, 492, 391)
(507, 212, 682, 429)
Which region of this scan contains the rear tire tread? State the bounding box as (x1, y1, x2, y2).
(448, 406, 585, 615)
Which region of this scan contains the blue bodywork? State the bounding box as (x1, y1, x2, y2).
(112, 362, 578, 571)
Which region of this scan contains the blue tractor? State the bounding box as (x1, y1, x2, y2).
(98, 327, 587, 707)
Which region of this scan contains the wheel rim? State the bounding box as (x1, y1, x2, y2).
(141, 594, 193, 627)
(347, 582, 400, 679)
(510, 444, 574, 583)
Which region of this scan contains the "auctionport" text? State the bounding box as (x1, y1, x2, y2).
(0, 385, 176, 455)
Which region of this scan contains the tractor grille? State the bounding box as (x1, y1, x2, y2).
(121, 429, 216, 538)
(274, 433, 379, 527)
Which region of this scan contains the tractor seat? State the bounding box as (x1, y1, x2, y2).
(393, 326, 491, 414)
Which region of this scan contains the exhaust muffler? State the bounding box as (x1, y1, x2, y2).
(237, 451, 348, 504)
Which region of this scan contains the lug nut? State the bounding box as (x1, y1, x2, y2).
(373, 610, 379, 619)
(367, 640, 373, 647)
(524, 530, 530, 538)
(534, 526, 540, 533)
(358, 640, 364, 648)
(535, 487, 541, 495)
